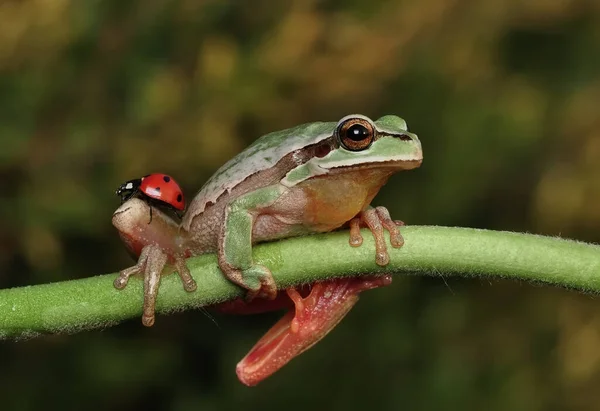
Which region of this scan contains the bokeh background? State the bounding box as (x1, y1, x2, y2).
(1, 0, 599, 410)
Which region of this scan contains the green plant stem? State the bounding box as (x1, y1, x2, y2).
(1, 226, 599, 339)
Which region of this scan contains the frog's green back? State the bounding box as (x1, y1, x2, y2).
(188, 121, 337, 214)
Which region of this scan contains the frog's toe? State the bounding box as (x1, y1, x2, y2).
(174, 259, 197, 292)
(348, 217, 364, 247)
(113, 274, 130, 290)
(352, 206, 407, 266)
(257, 271, 278, 300)
(375, 250, 390, 266)
(222, 261, 278, 301)
(374, 206, 405, 248)
(114, 265, 142, 289)
(142, 313, 155, 327)
(139, 244, 168, 327)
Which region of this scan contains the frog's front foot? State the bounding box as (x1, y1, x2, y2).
(114, 244, 197, 327)
(349, 206, 405, 266)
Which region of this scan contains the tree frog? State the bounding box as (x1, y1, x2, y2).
(112, 114, 422, 383)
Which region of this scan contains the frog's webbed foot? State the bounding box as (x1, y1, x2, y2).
(235, 274, 393, 386)
(114, 244, 167, 327)
(114, 245, 196, 327)
(349, 206, 405, 266)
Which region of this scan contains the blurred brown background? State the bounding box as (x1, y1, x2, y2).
(1, 0, 599, 410)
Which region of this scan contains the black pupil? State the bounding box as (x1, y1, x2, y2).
(347, 124, 369, 141)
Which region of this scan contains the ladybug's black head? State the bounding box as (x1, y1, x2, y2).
(116, 178, 143, 203)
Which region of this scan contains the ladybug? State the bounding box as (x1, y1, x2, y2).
(116, 173, 185, 221)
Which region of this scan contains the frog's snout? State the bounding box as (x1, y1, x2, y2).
(112, 197, 151, 230)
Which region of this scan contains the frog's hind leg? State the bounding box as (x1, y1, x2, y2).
(235, 275, 393, 386)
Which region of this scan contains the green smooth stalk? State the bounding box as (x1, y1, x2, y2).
(0, 226, 599, 339)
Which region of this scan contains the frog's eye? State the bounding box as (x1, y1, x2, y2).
(336, 117, 375, 151)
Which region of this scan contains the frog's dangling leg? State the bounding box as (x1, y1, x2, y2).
(218, 186, 287, 301)
(235, 274, 393, 386)
(348, 206, 405, 266)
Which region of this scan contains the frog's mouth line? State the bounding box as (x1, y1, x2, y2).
(113, 198, 151, 216)
(282, 157, 422, 187)
(113, 206, 131, 217)
(327, 158, 423, 172)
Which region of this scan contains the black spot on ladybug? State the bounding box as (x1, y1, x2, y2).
(177, 194, 182, 202)
(163, 175, 171, 183)
(155, 187, 161, 192)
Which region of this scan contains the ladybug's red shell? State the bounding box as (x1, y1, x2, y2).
(139, 173, 185, 211)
